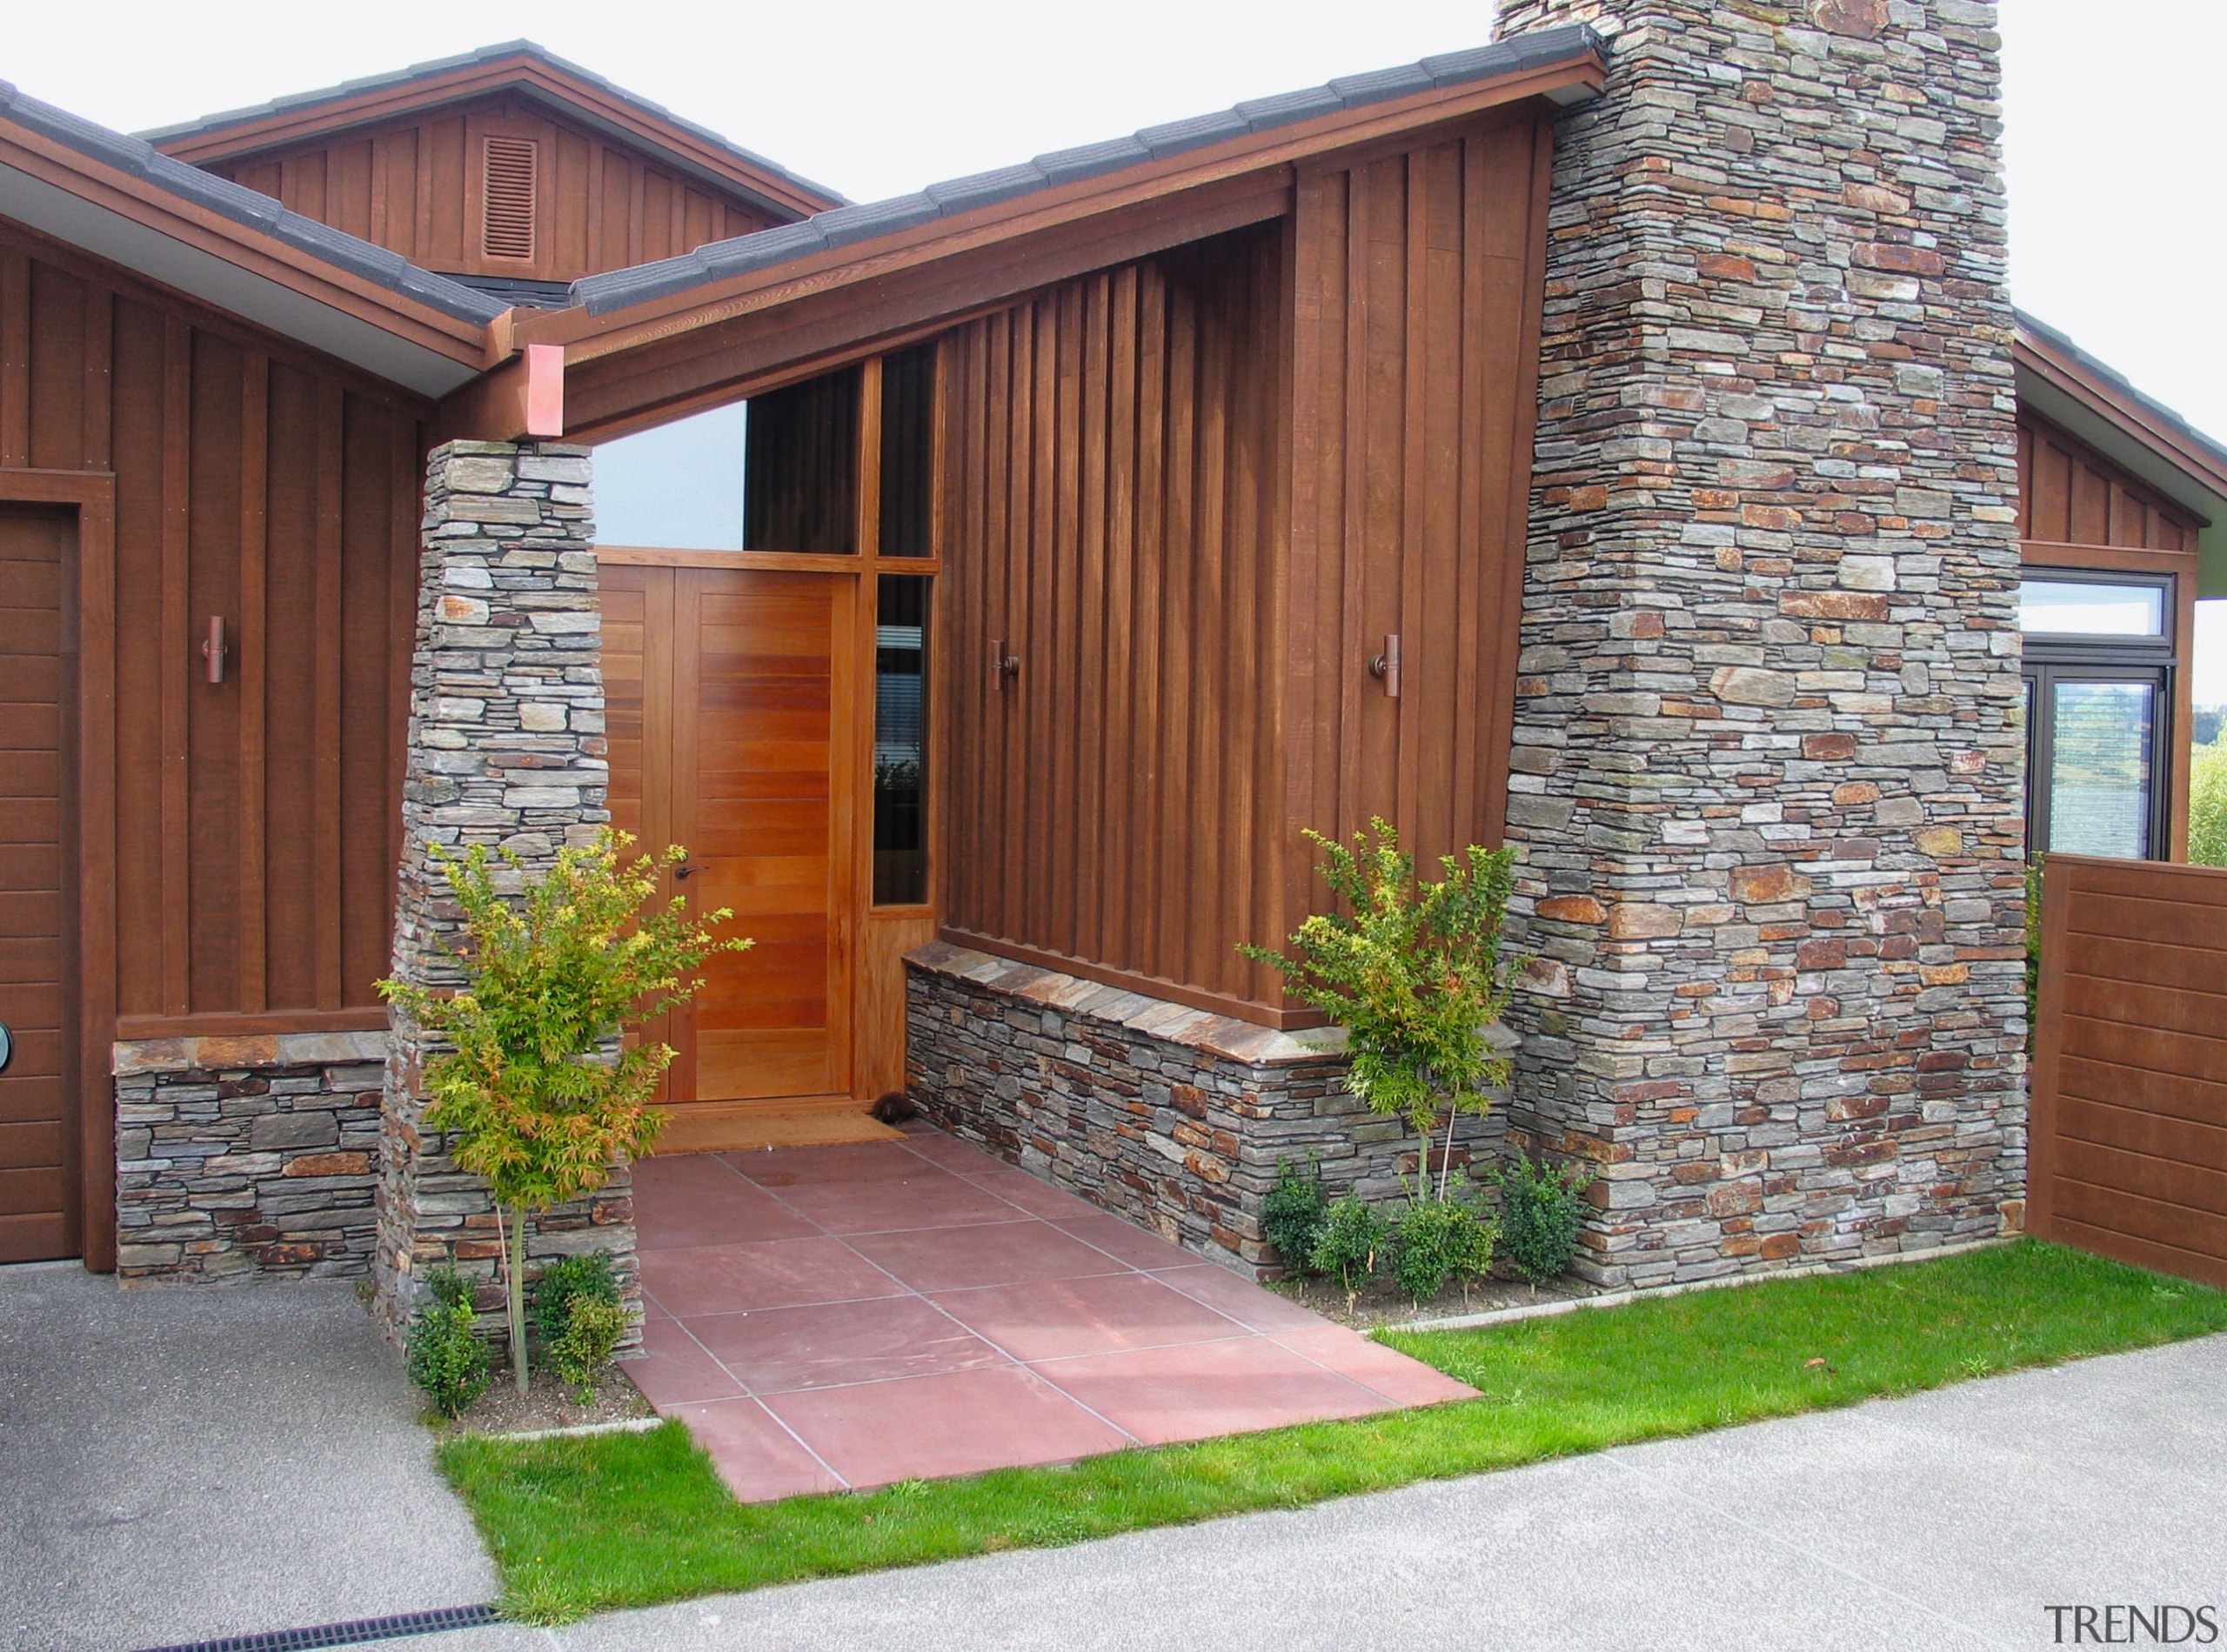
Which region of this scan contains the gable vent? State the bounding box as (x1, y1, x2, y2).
(481, 137, 538, 262)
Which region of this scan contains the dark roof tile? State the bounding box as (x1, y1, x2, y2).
(137, 40, 846, 210)
(571, 23, 1607, 318)
(0, 79, 507, 325)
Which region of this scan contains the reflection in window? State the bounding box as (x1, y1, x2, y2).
(593, 402, 747, 551)
(592, 365, 861, 555)
(2050, 680, 2156, 857)
(873, 576, 929, 905)
(2019, 579, 2164, 637)
(879, 344, 936, 558)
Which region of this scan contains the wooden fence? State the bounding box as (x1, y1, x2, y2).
(2030, 853, 2227, 1287)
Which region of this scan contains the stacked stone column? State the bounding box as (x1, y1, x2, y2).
(373, 440, 639, 1342)
(1489, 0, 2027, 1284)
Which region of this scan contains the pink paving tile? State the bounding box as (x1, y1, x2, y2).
(634, 1155, 819, 1250)
(685, 1294, 1008, 1393)
(1271, 1324, 1481, 1408)
(623, 1316, 745, 1407)
(894, 1130, 1006, 1174)
(1033, 1334, 1392, 1447)
(1053, 1210, 1198, 1271)
(769, 1172, 1025, 1235)
(670, 1396, 845, 1502)
(763, 1364, 1133, 1489)
(845, 1218, 1128, 1294)
(956, 1163, 1105, 1221)
(1152, 1262, 1332, 1333)
(726, 1140, 939, 1187)
(929, 1269, 1248, 1363)
(639, 1237, 903, 1317)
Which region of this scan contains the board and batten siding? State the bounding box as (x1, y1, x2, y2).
(934, 109, 1555, 1027)
(2017, 412, 2202, 553)
(0, 225, 425, 1035)
(207, 93, 784, 286)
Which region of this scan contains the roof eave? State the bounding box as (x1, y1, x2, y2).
(519, 43, 1606, 365)
(2014, 318, 2227, 599)
(144, 47, 844, 222)
(0, 117, 493, 398)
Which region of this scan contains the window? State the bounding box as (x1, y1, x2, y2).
(592, 366, 861, 555)
(873, 575, 930, 905)
(2020, 570, 2175, 859)
(878, 344, 936, 558)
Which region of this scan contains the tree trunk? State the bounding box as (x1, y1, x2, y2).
(504, 1202, 529, 1395)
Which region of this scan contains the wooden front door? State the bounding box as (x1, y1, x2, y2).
(0, 505, 77, 1263)
(605, 564, 856, 1107)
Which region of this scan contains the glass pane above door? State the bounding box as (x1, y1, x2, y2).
(2050, 679, 2156, 857)
(2019, 579, 2165, 638)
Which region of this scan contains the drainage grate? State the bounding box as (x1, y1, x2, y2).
(136, 1602, 504, 1652)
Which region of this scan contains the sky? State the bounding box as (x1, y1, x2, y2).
(6, 0, 2224, 699)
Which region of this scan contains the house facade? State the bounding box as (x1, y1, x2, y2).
(3, 3, 2221, 1315)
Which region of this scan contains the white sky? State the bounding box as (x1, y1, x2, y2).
(6, 0, 2225, 700)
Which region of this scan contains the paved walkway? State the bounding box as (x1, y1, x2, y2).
(412, 1331, 2227, 1652)
(0, 1261, 494, 1652)
(630, 1127, 1471, 1499)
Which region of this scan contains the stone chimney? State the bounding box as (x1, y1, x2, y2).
(1488, 0, 2027, 1285)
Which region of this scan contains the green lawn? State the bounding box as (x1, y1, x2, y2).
(438, 1240, 2227, 1625)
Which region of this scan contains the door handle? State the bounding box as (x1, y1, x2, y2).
(1368, 634, 1401, 699)
(673, 863, 701, 880)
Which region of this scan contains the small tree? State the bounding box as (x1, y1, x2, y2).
(381, 828, 747, 1393)
(1242, 819, 1519, 1204)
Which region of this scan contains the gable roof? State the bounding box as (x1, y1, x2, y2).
(2015, 310, 2227, 598)
(472, 23, 1605, 444)
(0, 77, 504, 395)
(566, 24, 1605, 320)
(141, 41, 845, 223)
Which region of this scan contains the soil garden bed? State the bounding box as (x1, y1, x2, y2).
(431, 1363, 656, 1437)
(1265, 1267, 1599, 1329)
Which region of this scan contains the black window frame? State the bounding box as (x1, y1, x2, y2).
(2020, 567, 2177, 859)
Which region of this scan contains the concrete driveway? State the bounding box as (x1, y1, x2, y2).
(0, 1261, 495, 1652)
(409, 1331, 2226, 1652)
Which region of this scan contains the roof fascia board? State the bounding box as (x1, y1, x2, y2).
(0, 124, 490, 395)
(150, 57, 839, 220)
(2022, 343, 2227, 601)
(519, 53, 1602, 363)
(533, 172, 1295, 442)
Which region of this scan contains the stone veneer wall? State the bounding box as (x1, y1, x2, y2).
(373, 439, 639, 1346)
(1486, 0, 2027, 1285)
(905, 943, 1508, 1278)
(112, 1032, 387, 1281)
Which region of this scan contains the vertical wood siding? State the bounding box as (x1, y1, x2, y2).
(0, 226, 424, 1030)
(2018, 412, 2201, 552)
(1283, 113, 1553, 931)
(209, 93, 782, 285)
(938, 224, 1287, 1015)
(933, 113, 1552, 1026)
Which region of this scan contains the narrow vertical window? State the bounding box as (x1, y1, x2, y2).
(879, 344, 936, 558)
(481, 137, 538, 262)
(873, 575, 930, 904)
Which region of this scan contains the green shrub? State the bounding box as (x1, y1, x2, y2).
(532, 1252, 621, 1352)
(1389, 1195, 1497, 1304)
(1310, 1195, 1388, 1295)
(548, 1295, 628, 1405)
(1261, 1157, 1328, 1275)
(1241, 819, 1519, 1205)
(1489, 1151, 1597, 1287)
(408, 1275, 492, 1420)
(2191, 739, 2227, 867)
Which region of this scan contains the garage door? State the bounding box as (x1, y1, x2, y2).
(0, 504, 76, 1262)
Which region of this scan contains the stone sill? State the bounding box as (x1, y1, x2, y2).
(113, 1029, 388, 1076)
(905, 940, 1351, 1068)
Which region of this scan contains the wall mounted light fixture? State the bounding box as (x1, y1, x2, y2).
(201, 616, 227, 685)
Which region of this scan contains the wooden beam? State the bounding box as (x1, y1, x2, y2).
(237, 354, 269, 1013)
(313, 383, 344, 1011)
(159, 318, 191, 1016)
